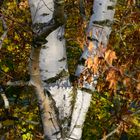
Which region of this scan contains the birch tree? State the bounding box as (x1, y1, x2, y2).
(0, 0, 117, 139)
(27, 0, 117, 139)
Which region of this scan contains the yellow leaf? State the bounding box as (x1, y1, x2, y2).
(3, 120, 14, 126)
(7, 46, 14, 51)
(92, 64, 98, 74)
(92, 56, 99, 74)
(2, 65, 9, 73)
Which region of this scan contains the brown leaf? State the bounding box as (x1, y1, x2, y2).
(109, 79, 117, 90)
(92, 64, 98, 74)
(93, 56, 99, 66)
(97, 43, 106, 58)
(86, 57, 93, 68)
(105, 50, 117, 65)
(92, 56, 99, 74)
(127, 0, 136, 6)
(123, 78, 131, 87)
(136, 83, 140, 91)
(106, 69, 117, 90)
(106, 69, 116, 81)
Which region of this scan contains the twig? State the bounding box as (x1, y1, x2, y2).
(0, 15, 8, 49)
(79, 0, 86, 21)
(0, 85, 9, 109)
(19, 118, 39, 125)
(124, 73, 140, 83)
(6, 80, 32, 87)
(105, 59, 140, 83)
(0, 69, 14, 79)
(100, 109, 140, 140)
(101, 125, 121, 140)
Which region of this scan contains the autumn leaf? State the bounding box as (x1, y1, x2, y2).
(93, 56, 99, 65)
(92, 56, 99, 74)
(106, 69, 116, 81)
(97, 43, 106, 58)
(86, 57, 93, 68)
(127, 0, 136, 7)
(19, 1, 28, 9)
(123, 78, 131, 87)
(136, 83, 140, 91)
(88, 42, 94, 53)
(105, 50, 117, 65)
(106, 69, 117, 90)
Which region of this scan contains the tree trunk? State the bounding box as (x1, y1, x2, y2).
(28, 0, 117, 139)
(28, 0, 67, 139)
(69, 0, 117, 139)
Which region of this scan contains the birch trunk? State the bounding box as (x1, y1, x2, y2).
(36, 0, 73, 135)
(28, 0, 117, 139)
(69, 0, 117, 139)
(28, 0, 68, 139)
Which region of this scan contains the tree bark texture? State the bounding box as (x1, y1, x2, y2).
(28, 0, 117, 139)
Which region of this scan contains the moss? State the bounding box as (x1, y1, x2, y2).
(44, 69, 69, 83)
(92, 20, 113, 27)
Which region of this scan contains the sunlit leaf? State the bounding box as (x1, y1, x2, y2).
(105, 50, 117, 65)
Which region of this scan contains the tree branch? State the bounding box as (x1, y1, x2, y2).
(100, 109, 140, 140)
(6, 80, 32, 87)
(79, 0, 86, 21)
(0, 15, 8, 49)
(28, 0, 66, 138)
(33, 0, 65, 46)
(0, 85, 9, 109)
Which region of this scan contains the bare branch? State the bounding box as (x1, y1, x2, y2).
(100, 110, 140, 140)
(0, 15, 8, 49)
(19, 118, 39, 125)
(0, 69, 13, 79)
(79, 0, 86, 21)
(6, 80, 32, 87)
(0, 85, 9, 109)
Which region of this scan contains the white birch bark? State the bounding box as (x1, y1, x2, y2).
(28, 0, 72, 138)
(40, 27, 73, 124)
(69, 0, 117, 139)
(28, 0, 117, 139)
(28, 0, 65, 139)
(0, 86, 9, 109)
(37, 0, 73, 132)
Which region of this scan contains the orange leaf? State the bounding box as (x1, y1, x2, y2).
(93, 56, 99, 66)
(92, 56, 99, 74)
(109, 79, 117, 90)
(105, 50, 117, 65)
(106, 69, 116, 81)
(86, 58, 93, 68)
(88, 42, 94, 52)
(92, 64, 98, 74)
(136, 83, 140, 91)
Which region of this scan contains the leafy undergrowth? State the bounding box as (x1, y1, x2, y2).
(0, 87, 43, 139)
